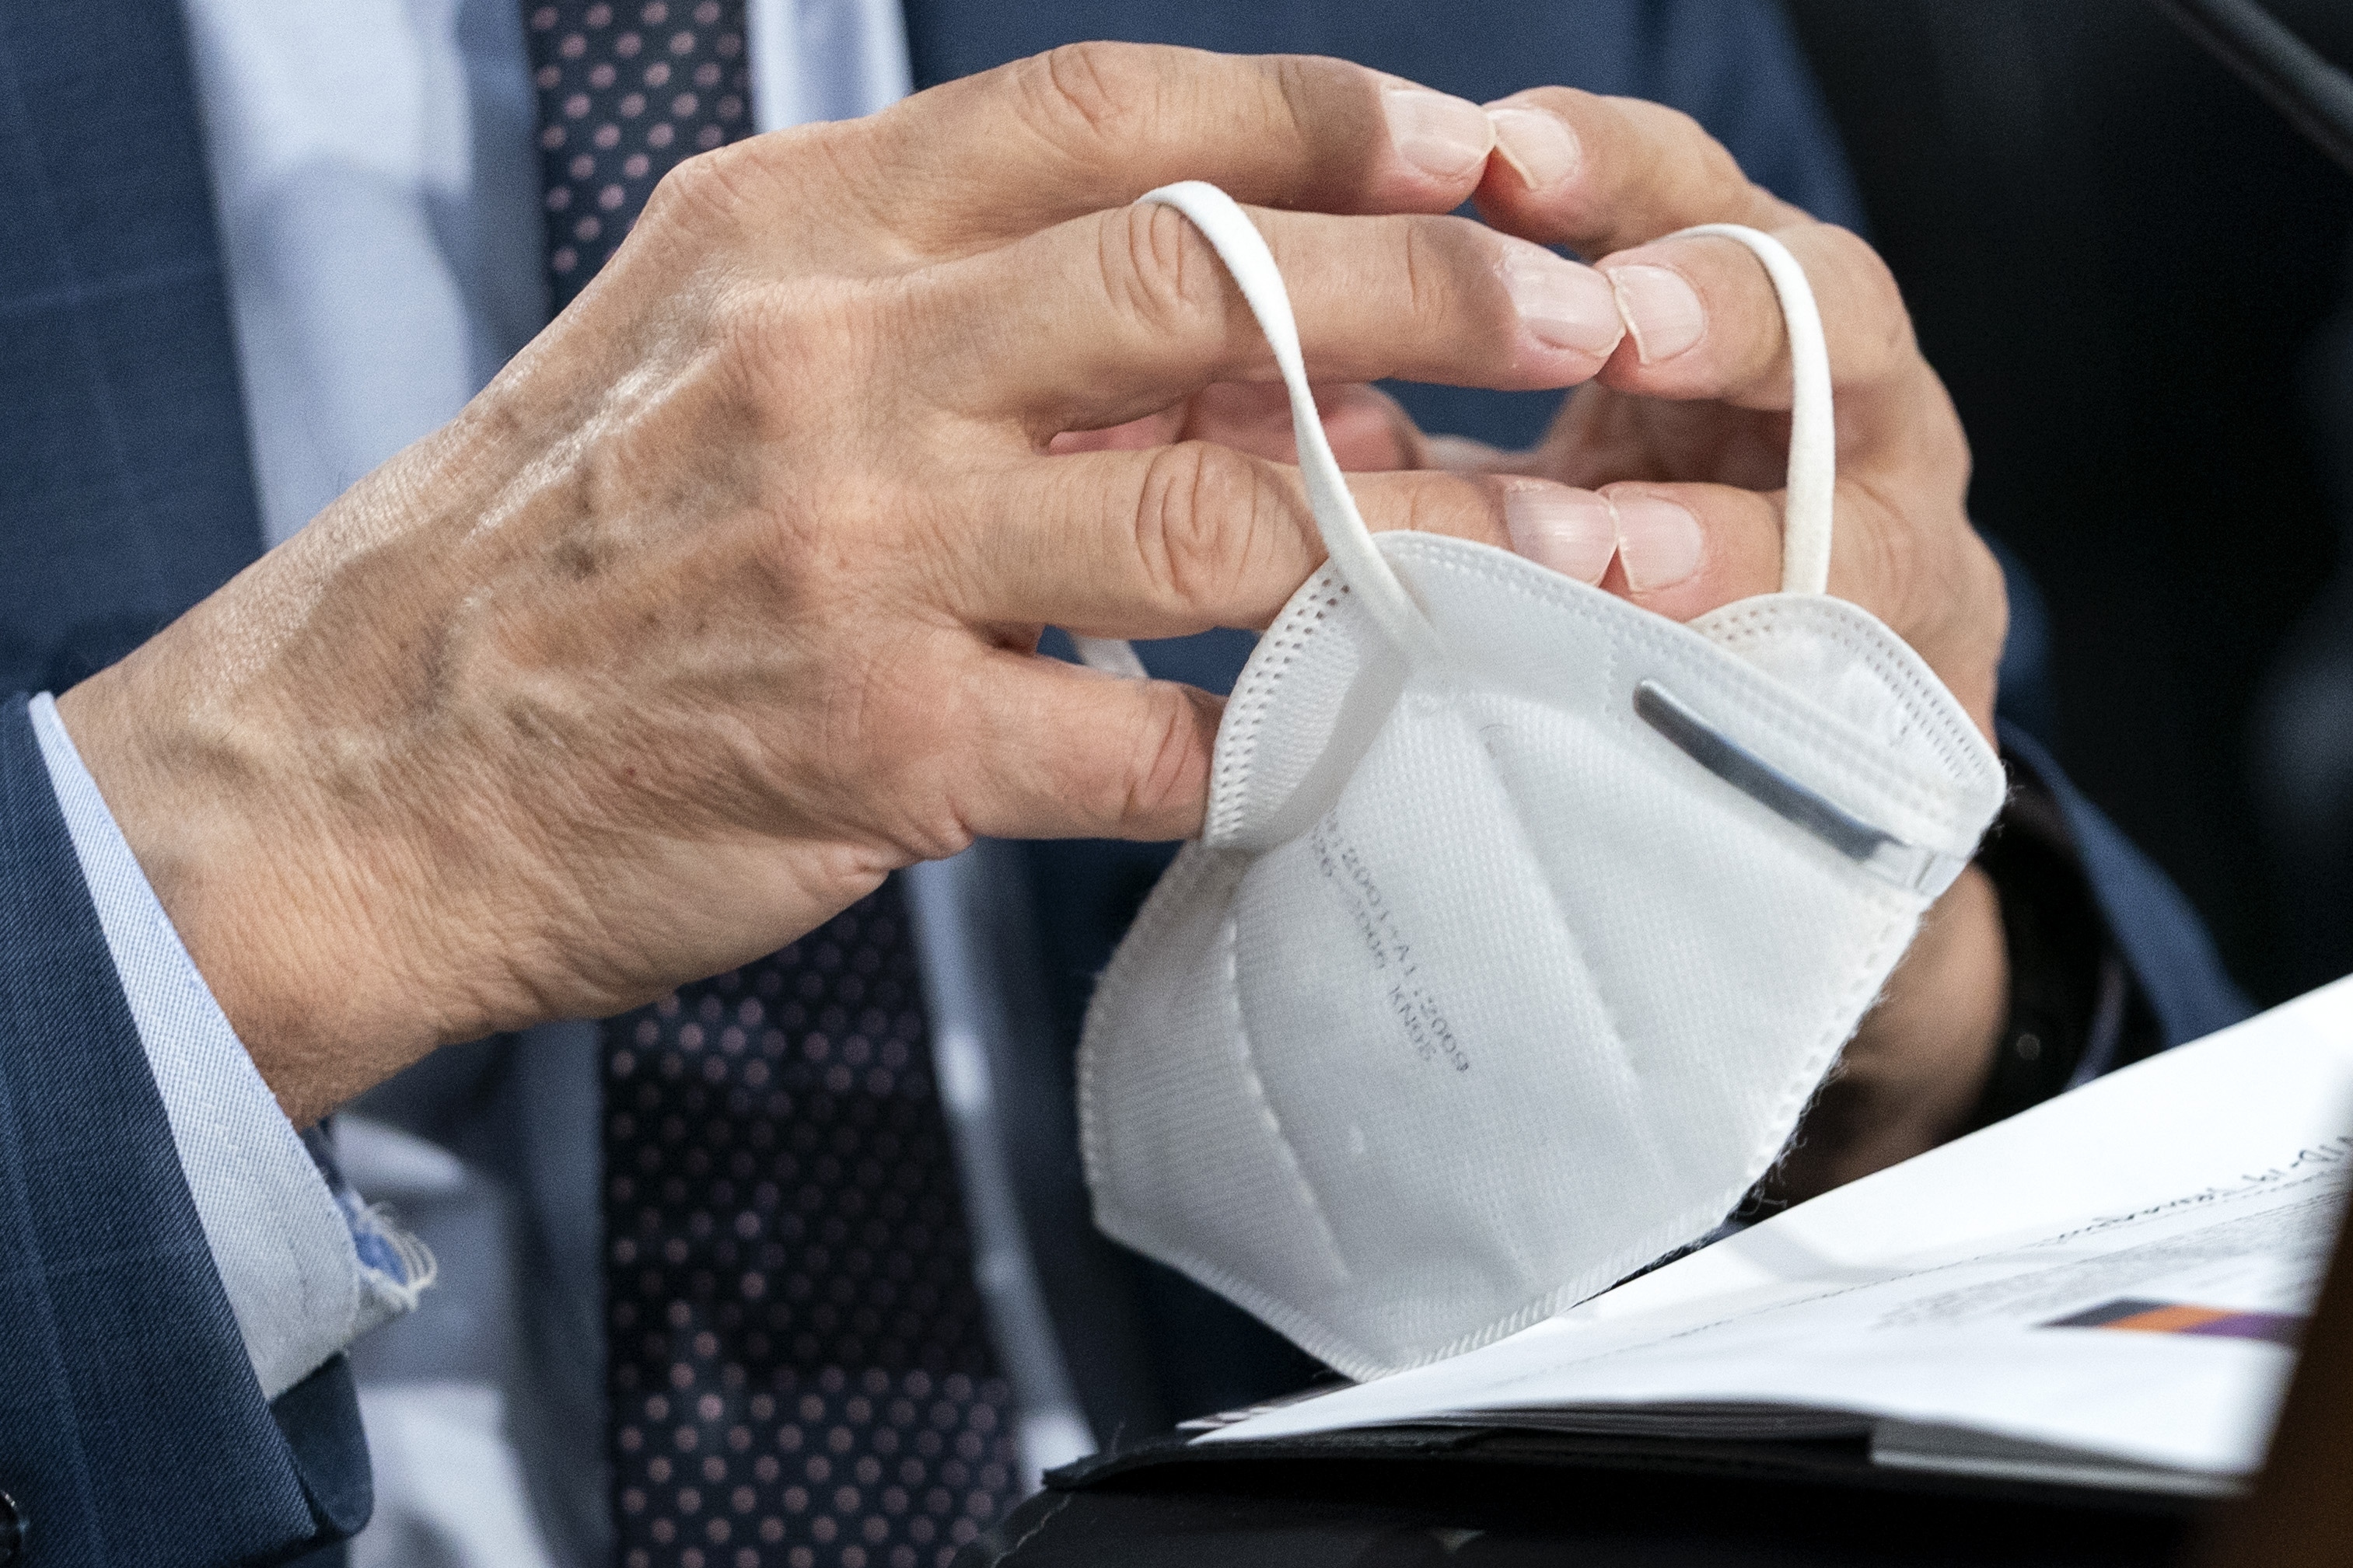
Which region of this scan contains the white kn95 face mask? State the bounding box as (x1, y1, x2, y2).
(1071, 182, 2005, 1381)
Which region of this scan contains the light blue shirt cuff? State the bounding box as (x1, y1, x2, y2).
(29, 692, 429, 1399)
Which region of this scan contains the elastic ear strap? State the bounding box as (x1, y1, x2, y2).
(1670, 224, 1836, 597)
(1072, 183, 1443, 679)
(1069, 206, 1836, 679)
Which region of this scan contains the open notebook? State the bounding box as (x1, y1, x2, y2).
(1167, 975, 2353, 1497)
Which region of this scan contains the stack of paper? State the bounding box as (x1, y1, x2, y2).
(1190, 976, 2353, 1495)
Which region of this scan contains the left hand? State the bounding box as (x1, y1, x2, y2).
(1061, 89, 2012, 1200)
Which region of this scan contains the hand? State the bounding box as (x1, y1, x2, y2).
(1475, 89, 2011, 1196)
(58, 46, 1640, 1124)
(1121, 91, 2012, 1196)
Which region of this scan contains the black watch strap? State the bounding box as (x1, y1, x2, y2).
(1966, 749, 2161, 1132)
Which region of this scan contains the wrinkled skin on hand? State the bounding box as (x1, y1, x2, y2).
(63, 46, 1635, 1123)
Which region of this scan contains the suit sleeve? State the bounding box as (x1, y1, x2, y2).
(1960, 721, 2252, 1140)
(0, 693, 370, 1566)
(27, 693, 427, 1404)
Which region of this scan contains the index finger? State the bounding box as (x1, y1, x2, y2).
(834, 44, 1500, 253)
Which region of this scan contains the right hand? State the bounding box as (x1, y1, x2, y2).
(58, 44, 1631, 1123)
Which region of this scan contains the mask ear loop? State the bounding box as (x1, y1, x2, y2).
(1070, 181, 1446, 677)
(1669, 224, 1836, 598)
(1066, 194, 1840, 679)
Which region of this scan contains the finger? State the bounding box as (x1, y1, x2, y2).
(927, 204, 1620, 431)
(1591, 225, 1913, 413)
(1423, 432, 1517, 473)
(1207, 382, 1425, 471)
(1304, 385, 1427, 470)
(1471, 87, 1799, 257)
(1049, 382, 1422, 468)
(1573, 480, 2005, 731)
(831, 46, 1499, 254)
(1584, 483, 1779, 620)
(941, 442, 1537, 635)
(950, 652, 1225, 840)
(1048, 407, 1188, 455)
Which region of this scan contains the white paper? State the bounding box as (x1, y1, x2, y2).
(1203, 976, 2353, 1479)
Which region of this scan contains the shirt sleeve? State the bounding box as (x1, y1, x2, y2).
(27, 691, 428, 1399)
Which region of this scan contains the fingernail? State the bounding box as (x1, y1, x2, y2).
(1611, 492, 1703, 592)
(1504, 484, 1617, 583)
(1487, 105, 1581, 190)
(1608, 264, 1707, 364)
(1382, 85, 1494, 183)
(1498, 242, 1623, 356)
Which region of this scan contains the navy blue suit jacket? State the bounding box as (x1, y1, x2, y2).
(0, 1, 2247, 1563)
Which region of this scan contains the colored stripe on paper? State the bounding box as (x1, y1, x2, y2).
(2044, 1297, 2304, 1346)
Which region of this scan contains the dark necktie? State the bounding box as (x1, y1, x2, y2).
(526, 10, 1023, 1566)
(528, 0, 751, 309)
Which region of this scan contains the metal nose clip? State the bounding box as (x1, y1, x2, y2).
(1634, 679, 1969, 899)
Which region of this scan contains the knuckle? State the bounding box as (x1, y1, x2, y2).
(1853, 482, 1921, 618)
(1843, 475, 1999, 671)
(841, 654, 981, 854)
(1912, 376, 1975, 489)
(1016, 41, 1152, 149)
(1116, 686, 1215, 828)
(1397, 218, 1456, 335)
(1392, 472, 1505, 547)
(1266, 55, 1325, 144)
(1397, 222, 1433, 325)
(1651, 101, 1722, 167)
(1815, 224, 1915, 379)
(1950, 524, 2010, 659)
(1694, 141, 1752, 208)
(1100, 203, 1225, 342)
(639, 141, 758, 239)
(1132, 442, 1285, 612)
(898, 791, 980, 864)
(1619, 96, 1742, 192)
(1421, 216, 1527, 341)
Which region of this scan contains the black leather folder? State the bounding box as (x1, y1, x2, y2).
(970, 1424, 2202, 1566)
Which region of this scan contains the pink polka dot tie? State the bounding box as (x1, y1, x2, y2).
(603, 885, 1023, 1568)
(527, 0, 753, 308)
(529, 12, 1029, 1563)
